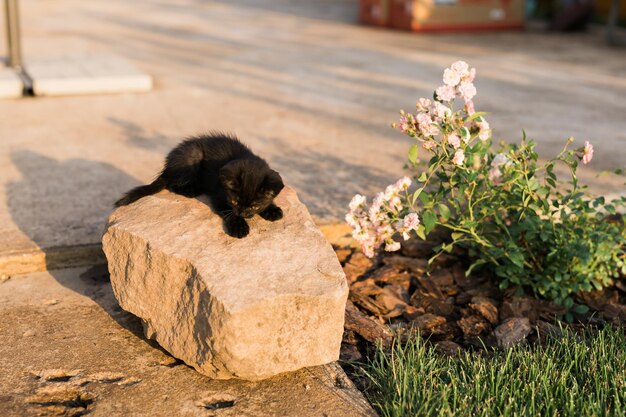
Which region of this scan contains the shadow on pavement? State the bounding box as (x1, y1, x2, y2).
(264, 136, 398, 220)
(6, 150, 157, 343)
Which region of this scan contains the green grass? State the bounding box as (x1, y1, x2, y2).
(357, 326, 626, 417)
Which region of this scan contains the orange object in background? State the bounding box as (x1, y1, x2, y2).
(359, 0, 391, 26)
(385, 0, 525, 32)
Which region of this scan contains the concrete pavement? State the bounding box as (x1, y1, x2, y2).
(0, 267, 376, 417)
(1, 0, 625, 265)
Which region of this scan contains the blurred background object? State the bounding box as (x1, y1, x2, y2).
(359, 0, 625, 43)
(2, 0, 151, 98)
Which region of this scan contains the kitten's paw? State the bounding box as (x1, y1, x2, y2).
(260, 205, 283, 222)
(225, 217, 250, 238)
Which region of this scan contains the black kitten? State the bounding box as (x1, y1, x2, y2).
(115, 133, 284, 238)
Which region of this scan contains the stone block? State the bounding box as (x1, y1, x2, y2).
(102, 187, 348, 380)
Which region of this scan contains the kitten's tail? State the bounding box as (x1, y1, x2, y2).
(115, 177, 166, 207)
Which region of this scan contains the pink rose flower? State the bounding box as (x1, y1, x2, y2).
(582, 141, 594, 164)
(349, 194, 367, 211)
(416, 98, 432, 112)
(443, 68, 461, 87)
(477, 120, 490, 141)
(447, 133, 461, 149)
(458, 82, 477, 102)
(385, 241, 401, 252)
(436, 85, 456, 101)
(417, 113, 439, 137)
(395, 176, 412, 191)
(450, 61, 470, 77)
(403, 213, 420, 230)
(463, 67, 476, 83)
(452, 149, 465, 166)
(491, 153, 509, 168)
(431, 102, 452, 121)
(398, 114, 411, 133)
(488, 166, 502, 184)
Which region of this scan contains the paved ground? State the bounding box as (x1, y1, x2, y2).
(0, 268, 376, 417)
(1, 0, 625, 256)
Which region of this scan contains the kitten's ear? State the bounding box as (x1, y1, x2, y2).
(263, 169, 284, 195)
(219, 162, 241, 190)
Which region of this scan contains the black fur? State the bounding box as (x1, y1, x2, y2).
(115, 133, 284, 238)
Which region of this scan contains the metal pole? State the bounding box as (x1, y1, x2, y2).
(5, 0, 23, 68)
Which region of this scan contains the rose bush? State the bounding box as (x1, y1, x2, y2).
(346, 61, 626, 306)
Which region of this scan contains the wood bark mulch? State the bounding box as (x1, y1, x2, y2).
(335, 239, 626, 360)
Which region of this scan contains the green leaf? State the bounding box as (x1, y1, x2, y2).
(422, 211, 437, 235)
(437, 203, 451, 220)
(464, 111, 487, 123)
(451, 232, 464, 241)
(408, 144, 418, 165)
(574, 304, 589, 314)
(411, 187, 423, 206)
(419, 192, 431, 206)
(415, 224, 426, 240)
(418, 172, 428, 183)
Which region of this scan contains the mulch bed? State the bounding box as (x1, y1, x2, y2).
(335, 237, 626, 360)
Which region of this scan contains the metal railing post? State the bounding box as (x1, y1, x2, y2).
(5, 0, 23, 68)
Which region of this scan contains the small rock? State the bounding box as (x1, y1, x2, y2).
(23, 329, 36, 337)
(494, 317, 531, 348)
(434, 340, 463, 356)
(0, 274, 11, 283)
(469, 296, 499, 324)
(44, 299, 59, 306)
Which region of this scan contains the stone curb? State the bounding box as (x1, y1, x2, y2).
(0, 243, 106, 276)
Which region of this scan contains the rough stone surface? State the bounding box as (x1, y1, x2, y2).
(102, 187, 349, 380)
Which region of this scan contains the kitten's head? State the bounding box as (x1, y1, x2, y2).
(219, 159, 284, 218)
